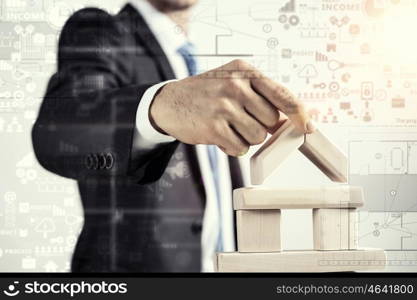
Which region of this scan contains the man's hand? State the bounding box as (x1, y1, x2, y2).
(149, 59, 315, 156)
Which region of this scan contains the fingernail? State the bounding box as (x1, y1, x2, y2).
(306, 120, 316, 133)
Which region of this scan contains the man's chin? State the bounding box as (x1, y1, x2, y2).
(149, 0, 197, 12)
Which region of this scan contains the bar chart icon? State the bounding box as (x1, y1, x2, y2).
(315, 51, 328, 62)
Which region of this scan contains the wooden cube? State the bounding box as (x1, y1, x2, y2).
(236, 210, 281, 252)
(313, 208, 358, 250)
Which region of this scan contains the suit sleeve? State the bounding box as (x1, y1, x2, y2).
(31, 8, 178, 183)
(132, 80, 177, 151)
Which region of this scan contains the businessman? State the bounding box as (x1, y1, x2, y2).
(32, 0, 314, 272)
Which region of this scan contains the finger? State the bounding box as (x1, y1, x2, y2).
(215, 122, 250, 157)
(241, 86, 280, 133)
(250, 75, 314, 133)
(228, 109, 267, 145)
(269, 114, 289, 133)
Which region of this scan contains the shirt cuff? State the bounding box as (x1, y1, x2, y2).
(134, 80, 177, 149)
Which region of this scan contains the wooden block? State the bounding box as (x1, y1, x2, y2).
(349, 209, 359, 249)
(313, 208, 358, 250)
(250, 120, 304, 185)
(299, 128, 347, 182)
(233, 186, 364, 210)
(214, 249, 386, 272)
(236, 210, 281, 252)
(250, 119, 348, 185)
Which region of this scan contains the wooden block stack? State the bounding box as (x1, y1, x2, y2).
(214, 120, 386, 272)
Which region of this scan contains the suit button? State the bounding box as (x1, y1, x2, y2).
(98, 153, 106, 169)
(85, 154, 93, 169)
(91, 154, 99, 170)
(105, 153, 114, 169)
(191, 220, 202, 235)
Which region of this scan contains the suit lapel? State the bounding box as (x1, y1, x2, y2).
(119, 4, 176, 81)
(119, 4, 244, 201)
(119, 4, 208, 201)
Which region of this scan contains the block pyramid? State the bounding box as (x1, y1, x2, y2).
(214, 120, 386, 272)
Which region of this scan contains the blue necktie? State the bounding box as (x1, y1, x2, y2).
(177, 43, 223, 252)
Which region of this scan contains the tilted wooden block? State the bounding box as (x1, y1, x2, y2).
(313, 208, 358, 250)
(299, 129, 348, 183)
(214, 249, 386, 272)
(236, 210, 281, 252)
(250, 119, 347, 185)
(233, 186, 364, 210)
(250, 120, 304, 185)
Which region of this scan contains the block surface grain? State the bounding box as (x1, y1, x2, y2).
(215, 249, 386, 272)
(313, 208, 358, 250)
(236, 210, 281, 252)
(233, 186, 364, 210)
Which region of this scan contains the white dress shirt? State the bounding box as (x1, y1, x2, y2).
(130, 0, 235, 272)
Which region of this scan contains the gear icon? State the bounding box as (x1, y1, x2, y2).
(289, 15, 300, 26)
(329, 81, 340, 92)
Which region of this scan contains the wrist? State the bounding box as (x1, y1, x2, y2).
(149, 82, 174, 135)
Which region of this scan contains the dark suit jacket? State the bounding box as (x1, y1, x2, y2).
(31, 4, 243, 272)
